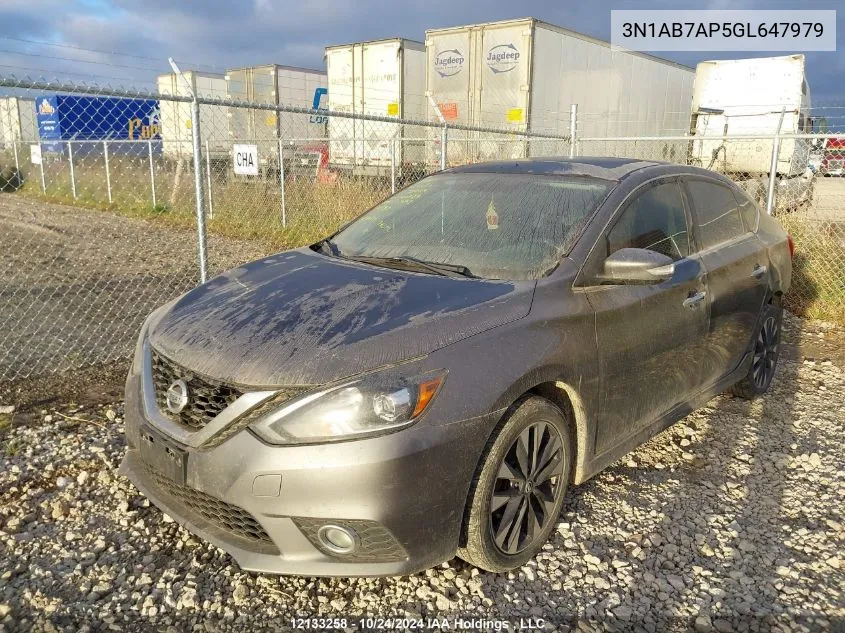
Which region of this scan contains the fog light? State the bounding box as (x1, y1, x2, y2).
(317, 524, 358, 554)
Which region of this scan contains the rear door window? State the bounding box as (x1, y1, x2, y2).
(733, 189, 759, 233)
(606, 181, 690, 261)
(686, 180, 748, 249)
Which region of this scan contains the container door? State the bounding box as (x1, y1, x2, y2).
(362, 40, 402, 169)
(477, 22, 531, 159)
(158, 74, 186, 158)
(352, 44, 366, 167)
(327, 47, 356, 168)
(427, 29, 472, 165)
(401, 45, 427, 169)
(226, 68, 250, 151)
(0, 98, 10, 147)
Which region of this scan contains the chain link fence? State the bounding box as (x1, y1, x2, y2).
(0, 74, 843, 383)
(578, 132, 845, 322)
(0, 76, 570, 382)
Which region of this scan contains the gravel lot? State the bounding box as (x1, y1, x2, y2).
(0, 195, 266, 381)
(1, 314, 843, 632)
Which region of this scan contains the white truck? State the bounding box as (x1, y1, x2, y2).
(157, 72, 228, 158)
(325, 38, 426, 175)
(689, 55, 814, 207)
(0, 97, 37, 149)
(690, 55, 812, 174)
(225, 64, 328, 170)
(425, 17, 695, 163)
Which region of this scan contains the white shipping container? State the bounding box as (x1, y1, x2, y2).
(690, 55, 811, 177)
(425, 18, 695, 162)
(226, 65, 328, 167)
(0, 97, 37, 148)
(326, 38, 426, 174)
(157, 72, 228, 158)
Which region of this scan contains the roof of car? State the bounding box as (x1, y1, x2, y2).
(445, 156, 665, 180)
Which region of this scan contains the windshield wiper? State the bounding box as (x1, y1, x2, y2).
(314, 238, 342, 256)
(343, 255, 476, 278)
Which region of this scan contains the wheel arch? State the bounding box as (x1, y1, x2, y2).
(488, 373, 593, 485)
(456, 380, 591, 552)
(528, 381, 591, 485)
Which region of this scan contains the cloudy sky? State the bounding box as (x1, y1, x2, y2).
(0, 0, 841, 101)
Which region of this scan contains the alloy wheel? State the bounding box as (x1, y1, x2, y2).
(489, 421, 566, 555)
(752, 315, 779, 389)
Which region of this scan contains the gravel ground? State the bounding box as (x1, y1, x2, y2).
(0, 195, 267, 381)
(0, 314, 843, 633)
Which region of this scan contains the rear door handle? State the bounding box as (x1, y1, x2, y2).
(752, 265, 768, 279)
(683, 290, 706, 309)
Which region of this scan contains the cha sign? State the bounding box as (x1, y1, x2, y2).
(233, 144, 259, 176)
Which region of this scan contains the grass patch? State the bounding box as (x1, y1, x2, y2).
(778, 214, 845, 324)
(10, 156, 844, 324)
(0, 412, 18, 456)
(4, 438, 22, 457)
(16, 157, 393, 253)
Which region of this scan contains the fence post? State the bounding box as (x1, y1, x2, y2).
(569, 104, 578, 158)
(278, 139, 287, 228)
(13, 140, 19, 174)
(766, 107, 786, 216)
(205, 140, 214, 220)
(440, 125, 448, 170)
(190, 98, 208, 283)
(38, 142, 46, 194)
(148, 140, 156, 208)
(391, 137, 397, 194)
(103, 141, 112, 204)
(68, 142, 76, 200)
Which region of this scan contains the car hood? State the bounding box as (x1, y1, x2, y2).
(148, 248, 535, 387)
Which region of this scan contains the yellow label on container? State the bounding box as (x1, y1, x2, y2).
(185, 119, 192, 130)
(387, 102, 400, 116)
(507, 108, 523, 122)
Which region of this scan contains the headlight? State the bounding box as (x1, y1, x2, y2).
(249, 369, 447, 445)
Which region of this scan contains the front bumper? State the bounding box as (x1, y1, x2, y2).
(119, 371, 495, 576)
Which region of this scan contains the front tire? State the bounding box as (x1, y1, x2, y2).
(731, 302, 782, 399)
(457, 396, 572, 572)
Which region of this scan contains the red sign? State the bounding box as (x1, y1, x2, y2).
(438, 102, 459, 121)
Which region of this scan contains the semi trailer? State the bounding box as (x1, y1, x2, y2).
(157, 71, 228, 158)
(325, 38, 426, 175)
(689, 54, 814, 208)
(425, 17, 695, 163)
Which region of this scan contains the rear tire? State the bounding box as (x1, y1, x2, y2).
(731, 302, 782, 399)
(457, 396, 571, 572)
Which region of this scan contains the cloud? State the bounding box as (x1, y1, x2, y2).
(0, 0, 841, 102)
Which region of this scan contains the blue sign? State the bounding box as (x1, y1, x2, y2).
(310, 87, 328, 124)
(36, 95, 161, 154)
(36, 96, 62, 153)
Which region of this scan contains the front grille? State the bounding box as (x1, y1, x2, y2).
(293, 517, 408, 562)
(199, 388, 303, 450)
(151, 349, 242, 431)
(143, 464, 277, 550)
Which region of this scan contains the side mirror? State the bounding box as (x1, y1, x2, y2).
(599, 248, 675, 284)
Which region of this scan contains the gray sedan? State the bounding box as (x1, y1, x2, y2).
(120, 157, 792, 576)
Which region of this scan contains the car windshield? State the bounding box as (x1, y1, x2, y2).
(329, 173, 613, 280)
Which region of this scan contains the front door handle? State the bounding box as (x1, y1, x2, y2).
(683, 290, 707, 309)
(752, 265, 768, 279)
